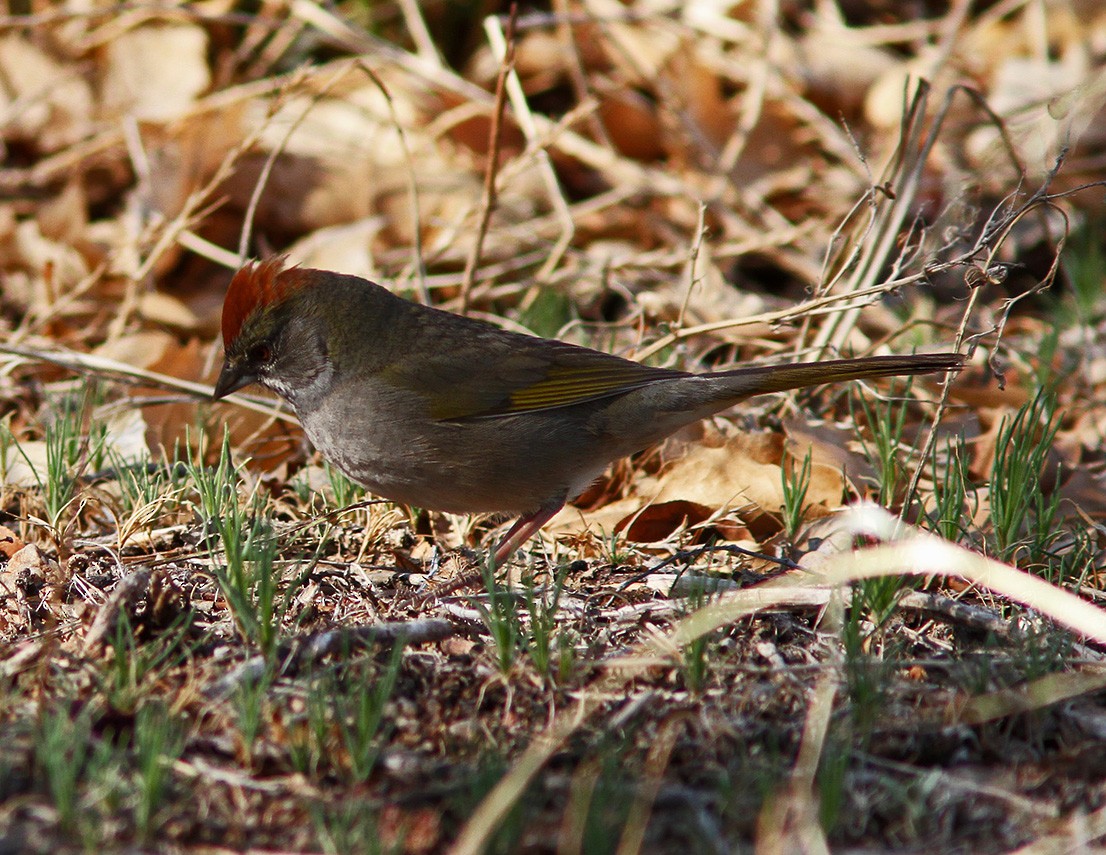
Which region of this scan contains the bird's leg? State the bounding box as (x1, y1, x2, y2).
(492, 502, 564, 566)
(412, 502, 566, 607)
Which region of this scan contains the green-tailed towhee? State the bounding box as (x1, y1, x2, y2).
(214, 257, 964, 562)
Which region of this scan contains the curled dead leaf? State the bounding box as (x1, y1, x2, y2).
(617, 499, 712, 544)
(0, 525, 25, 558)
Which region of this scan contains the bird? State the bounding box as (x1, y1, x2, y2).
(214, 256, 964, 564)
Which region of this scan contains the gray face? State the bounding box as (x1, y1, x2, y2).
(215, 304, 334, 413)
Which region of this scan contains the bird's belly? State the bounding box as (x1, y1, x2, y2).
(299, 409, 602, 515)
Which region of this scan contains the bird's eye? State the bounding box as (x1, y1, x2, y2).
(249, 343, 273, 364)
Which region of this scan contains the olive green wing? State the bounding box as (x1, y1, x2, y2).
(385, 334, 685, 422)
(481, 346, 683, 419)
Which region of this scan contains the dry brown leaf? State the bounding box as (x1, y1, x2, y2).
(663, 48, 734, 152)
(100, 24, 211, 122)
(99, 335, 195, 451)
(1064, 408, 1106, 456)
(1, 439, 49, 489)
(967, 397, 1068, 484)
(137, 291, 203, 332)
(36, 182, 89, 246)
(0, 525, 24, 558)
(552, 429, 848, 543)
(782, 415, 870, 497)
(9, 543, 63, 590)
(598, 89, 666, 161)
(792, 27, 897, 114)
(2, 220, 91, 302)
(285, 218, 386, 279)
(551, 495, 646, 541)
(161, 338, 303, 470)
(653, 431, 845, 515)
(864, 48, 947, 133)
(138, 101, 249, 229)
(470, 28, 569, 95)
(98, 404, 152, 468)
(226, 83, 488, 247)
(726, 100, 821, 195)
(0, 35, 94, 149)
(1057, 467, 1106, 522)
(136, 337, 217, 456)
(950, 372, 1030, 412)
(95, 331, 175, 371)
(590, 0, 681, 86)
(617, 499, 713, 543)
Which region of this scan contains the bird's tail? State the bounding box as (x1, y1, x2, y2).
(711, 353, 965, 399)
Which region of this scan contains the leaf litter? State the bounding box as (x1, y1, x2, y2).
(1, 2, 1106, 852)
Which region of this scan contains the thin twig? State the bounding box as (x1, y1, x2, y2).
(0, 342, 294, 422)
(484, 10, 575, 280)
(205, 618, 455, 698)
(396, 0, 442, 65)
(675, 202, 709, 332)
(460, 4, 517, 315)
(239, 66, 352, 261)
(355, 61, 430, 303)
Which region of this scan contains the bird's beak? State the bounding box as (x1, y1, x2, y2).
(213, 359, 256, 400)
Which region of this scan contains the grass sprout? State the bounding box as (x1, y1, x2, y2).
(989, 388, 1062, 565)
(780, 446, 813, 538)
